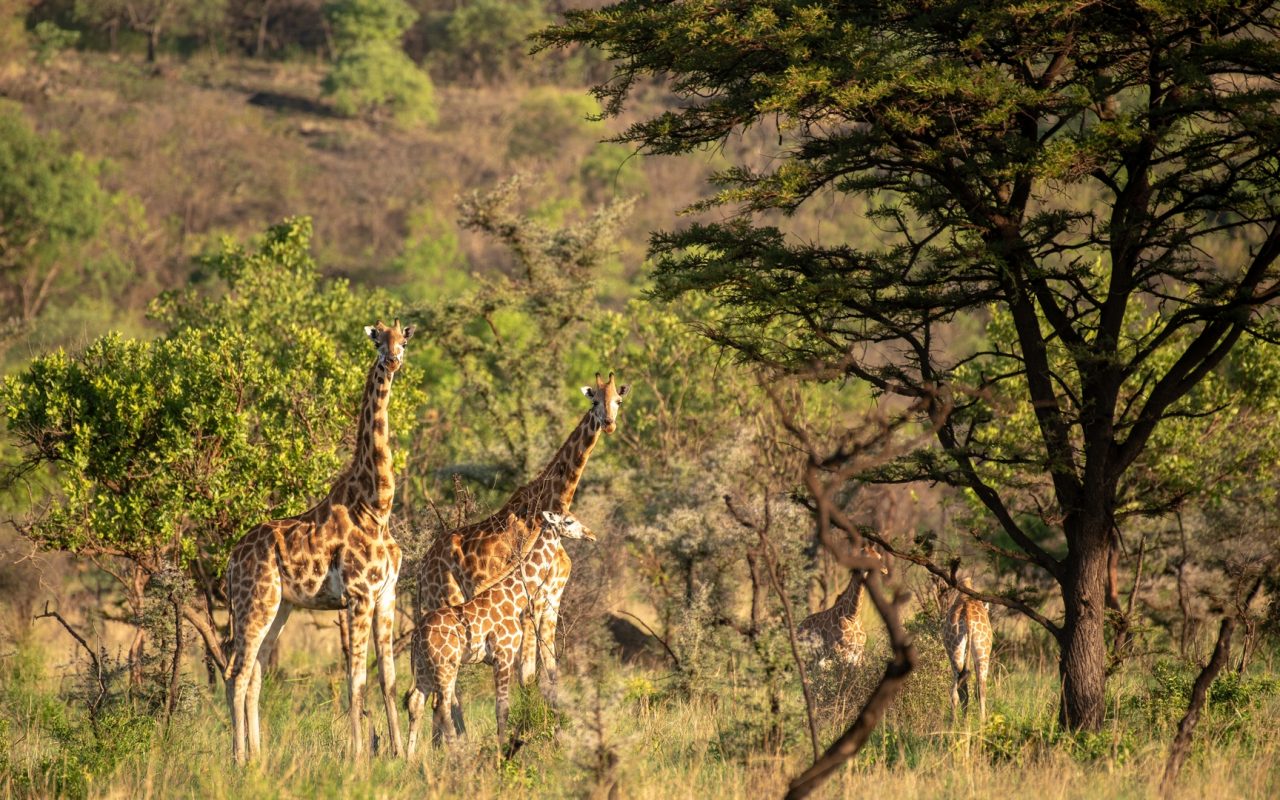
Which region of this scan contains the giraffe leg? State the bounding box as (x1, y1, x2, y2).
(519, 604, 540, 686)
(405, 631, 428, 758)
(974, 638, 990, 723)
(494, 651, 516, 753)
(536, 599, 563, 705)
(372, 587, 404, 757)
(225, 569, 280, 766)
(346, 597, 373, 760)
(433, 663, 460, 746)
(246, 602, 291, 759)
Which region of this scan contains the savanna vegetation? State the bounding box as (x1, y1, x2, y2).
(1, 1, 1278, 798)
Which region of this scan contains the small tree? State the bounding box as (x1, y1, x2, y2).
(2, 217, 426, 672)
(543, 2, 1280, 730)
(0, 103, 109, 345)
(321, 0, 437, 125)
(74, 0, 227, 62)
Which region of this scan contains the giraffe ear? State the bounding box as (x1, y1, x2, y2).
(541, 511, 561, 526)
(403, 325, 415, 340)
(581, 386, 596, 399)
(617, 384, 630, 398)
(364, 325, 378, 342)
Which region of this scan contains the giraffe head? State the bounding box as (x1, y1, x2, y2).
(857, 543, 889, 577)
(580, 372, 629, 434)
(363, 318, 415, 372)
(541, 510, 596, 542)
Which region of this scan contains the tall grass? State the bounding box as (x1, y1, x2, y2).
(2, 630, 1277, 799)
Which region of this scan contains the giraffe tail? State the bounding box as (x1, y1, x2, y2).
(222, 565, 237, 681)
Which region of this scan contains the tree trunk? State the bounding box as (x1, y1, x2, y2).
(147, 27, 159, 63)
(1059, 519, 1109, 730)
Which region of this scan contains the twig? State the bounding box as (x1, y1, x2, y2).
(1159, 616, 1234, 798)
(613, 609, 681, 669)
(36, 602, 108, 723)
(181, 604, 228, 673)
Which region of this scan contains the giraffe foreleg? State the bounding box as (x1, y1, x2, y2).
(519, 603, 540, 686)
(493, 650, 516, 752)
(346, 597, 373, 760)
(536, 597, 563, 704)
(225, 568, 280, 766)
(372, 586, 404, 757)
(432, 662, 460, 746)
(246, 602, 291, 759)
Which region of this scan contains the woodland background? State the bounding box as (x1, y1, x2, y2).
(0, 1, 1277, 798)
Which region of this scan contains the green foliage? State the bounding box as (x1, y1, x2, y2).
(0, 0, 27, 64)
(322, 0, 437, 125)
(2, 217, 425, 576)
(30, 21, 79, 65)
(507, 87, 598, 162)
(542, 0, 1280, 730)
(74, 0, 227, 61)
(579, 142, 647, 203)
(409, 175, 632, 486)
(435, 0, 550, 85)
(0, 102, 109, 333)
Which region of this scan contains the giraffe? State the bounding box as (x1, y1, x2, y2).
(937, 576, 993, 722)
(406, 511, 595, 755)
(411, 371, 627, 734)
(223, 319, 413, 765)
(797, 544, 888, 667)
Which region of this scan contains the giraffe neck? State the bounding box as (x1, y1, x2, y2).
(337, 356, 395, 520)
(526, 408, 602, 512)
(832, 571, 867, 619)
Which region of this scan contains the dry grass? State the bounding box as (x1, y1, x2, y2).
(3, 617, 1277, 800)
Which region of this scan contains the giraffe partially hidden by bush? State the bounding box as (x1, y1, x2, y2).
(411, 372, 627, 734)
(406, 511, 595, 754)
(937, 577, 993, 722)
(797, 544, 888, 668)
(223, 320, 413, 765)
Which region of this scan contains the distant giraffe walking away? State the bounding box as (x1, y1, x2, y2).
(411, 372, 627, 735)
(938, 577, 993, 722)
(223, 319, 414, 764)
(406, 511, 595, 754)
(797, 544, 887, 667)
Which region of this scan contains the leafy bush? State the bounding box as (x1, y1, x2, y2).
(322, 0, 437, 125)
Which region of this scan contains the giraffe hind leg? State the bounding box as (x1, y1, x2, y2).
(226, 585, 280, 765)
(246, 602, 291, 760)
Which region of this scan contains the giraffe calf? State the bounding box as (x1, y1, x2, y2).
(406, 511, 594, 755)
(937, 577, 993, 722)
(798, 544, 887, 668)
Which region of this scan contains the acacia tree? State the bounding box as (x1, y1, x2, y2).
(542, 2, 1280, 729)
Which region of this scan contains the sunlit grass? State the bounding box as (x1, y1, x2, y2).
(2, 637, 1278, 799)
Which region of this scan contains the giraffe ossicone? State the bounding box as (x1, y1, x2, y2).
(223, 318, 413, 765)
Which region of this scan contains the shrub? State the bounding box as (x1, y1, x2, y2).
(322, 0, 437, 125)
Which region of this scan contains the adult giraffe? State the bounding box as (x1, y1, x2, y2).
(224, 319, 413, 764)
(412, 371, 627, 734)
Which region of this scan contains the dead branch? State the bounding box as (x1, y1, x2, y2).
(181, 604, 228, 674)
(1159, 616, 1235, 798)
(35, 602, 109, 722)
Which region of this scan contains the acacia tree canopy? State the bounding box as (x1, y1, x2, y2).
(541, 1, 1280, 730)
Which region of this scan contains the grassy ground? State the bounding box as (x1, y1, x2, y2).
(2, 624, 1277, 799)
